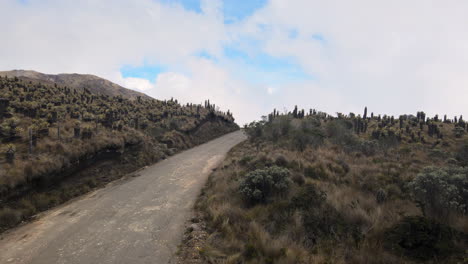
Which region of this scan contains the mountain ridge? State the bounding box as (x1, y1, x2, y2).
(0, 69, 151, 100)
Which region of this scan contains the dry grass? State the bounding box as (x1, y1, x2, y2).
(189, 121, 468, 264)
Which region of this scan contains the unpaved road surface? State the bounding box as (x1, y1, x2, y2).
(0, 131, 246, 264)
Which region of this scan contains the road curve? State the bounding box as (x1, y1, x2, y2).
(0, 130, 246, 264)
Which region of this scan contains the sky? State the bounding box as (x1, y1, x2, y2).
(1, 0, 468, 125)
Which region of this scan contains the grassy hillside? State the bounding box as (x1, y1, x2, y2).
(0, 74, 238, 231)
(179, 107, 467, 264)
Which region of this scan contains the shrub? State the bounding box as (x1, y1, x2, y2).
(384, 216, 464, 260)
(291, 173, 305, 186)
(408, 166, 468, 220)
(359, 140, 379, 156)
(85, 177, 98, 188)
(274, 155, 288, 167)
(18, 198, 37, 218)
(453, 127, 465, 138)
(0, 207, 22, 229)
(32, 193, 59, 211)
(375, 188, 387, 204)
(243, 243, 259, 260)
(291, 184, 359, 245)
(429, 148, 449, 160)
(245, 121, 265, 140)
(278, 116, 292, 136)
(378, 129, 400, 150)
(304, 164, 328, 179)
(0, 117, 20, 138)
(290, 127, 325, 151)
(456, 141, 468, 166)
(239, 166, 290, 204)
(326, 120, 361, 152)
(290, 183, 326, 211)
(335, 158, 350, 174)
(239, 155, 254, 166)
(261, 115, 293, 140)
(249, 155, 274, 170)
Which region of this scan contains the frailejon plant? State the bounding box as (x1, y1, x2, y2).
(239, 166, 290, 204)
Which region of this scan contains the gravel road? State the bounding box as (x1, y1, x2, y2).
(0, 130, 246, 264)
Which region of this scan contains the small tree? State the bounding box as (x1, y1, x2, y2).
(239, 166, 290, 204)
(408, 166, 468, 221)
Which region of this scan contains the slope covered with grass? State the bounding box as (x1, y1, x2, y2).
(181, 107, 467, 264)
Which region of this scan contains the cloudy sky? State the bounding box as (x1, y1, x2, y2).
(1, 0, 468, 124)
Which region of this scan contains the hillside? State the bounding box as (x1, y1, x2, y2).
(0, 70, 151, 100)
(0, 73, 238, 231)
(178, 107, 468, 264)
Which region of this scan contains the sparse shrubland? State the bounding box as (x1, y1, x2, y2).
(181, 107, 467, 264)
(0, 74, 238, 231)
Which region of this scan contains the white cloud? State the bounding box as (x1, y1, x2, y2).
(267, 87, 274, 95)
(238, 0, 468, 118)
(0, 0, 226, 79)
(147, 57, 261, 125)
(122, 77, 154, 91)
(154, 72, 191, 95)
(1, 0, 468, 124)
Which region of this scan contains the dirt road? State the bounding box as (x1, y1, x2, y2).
(0, 131, 246, 264)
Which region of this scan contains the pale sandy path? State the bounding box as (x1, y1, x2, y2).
(0, 131, 246, 264)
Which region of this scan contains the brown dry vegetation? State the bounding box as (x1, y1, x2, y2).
(182, 108, 468, 264)
(0, 74, 238, 231)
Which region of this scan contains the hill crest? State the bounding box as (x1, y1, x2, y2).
(0, 70, 151, 100)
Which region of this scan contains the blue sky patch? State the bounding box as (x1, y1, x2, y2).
(120, 64, 166, 80)
(195, 50, 218, 62)
(159, 0, 202, 13)
(223, 0, 268, 23)
(223, 46, 312, 85)
(311, 33, 326, 43)
(158, 0, 267, 21)
(289, 29, 299, 39)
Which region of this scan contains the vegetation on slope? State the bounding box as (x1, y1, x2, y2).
(0, 74, 238, 231)
(183, 107, 468, 263)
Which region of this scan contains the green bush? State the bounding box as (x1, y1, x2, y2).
(359, 140, 379, 156)
(239, 166, 290, 204)
(408, 166, 468, 219)
(291, 127, 325, 151)
(245, 120, 265, 140)
(239, 155, 254, 166)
